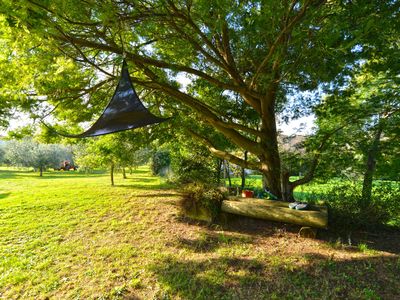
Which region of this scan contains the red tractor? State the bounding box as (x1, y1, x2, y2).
(56, 160, 78, 171)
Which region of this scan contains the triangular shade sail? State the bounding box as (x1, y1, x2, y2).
(58, 60, 168, 138)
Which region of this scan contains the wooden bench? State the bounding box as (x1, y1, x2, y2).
(221, 197, 328, 230)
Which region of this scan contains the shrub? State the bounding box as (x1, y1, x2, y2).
(322, 181, 400, 230)
(172, 156, 216, 184)
(150, 151, 170, 176)
(169, 149, 219, 184)
(179, 183, 227, 223)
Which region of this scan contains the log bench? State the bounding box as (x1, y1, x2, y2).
(221, 197, 328, 234)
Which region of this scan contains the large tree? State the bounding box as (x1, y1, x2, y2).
(0, 0, 398, 198)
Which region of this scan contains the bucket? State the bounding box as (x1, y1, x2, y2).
(241, 190, 254, 198)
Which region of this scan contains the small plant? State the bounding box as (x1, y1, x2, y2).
(358, 243, 376, 255)
(112, 285, 127, 297)
(358, 243, 369, 252)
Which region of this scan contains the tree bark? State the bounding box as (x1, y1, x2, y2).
(110, 162, 115, 186)
(216, 159, 223, 185)
(281, 170, 295, 202)
(225, 160, 232, 187)
(122, 167, 127, 179)
(241, 151, 248, 190)
(361, 126, 383, 208)
(259, 95, 282, 198)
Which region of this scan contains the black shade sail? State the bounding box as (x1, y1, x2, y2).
(58, 60, 168, 138)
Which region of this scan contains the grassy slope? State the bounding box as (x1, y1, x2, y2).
(0, 167, 399, 299)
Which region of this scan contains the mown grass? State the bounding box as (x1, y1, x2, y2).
(0, 167, 399, 299)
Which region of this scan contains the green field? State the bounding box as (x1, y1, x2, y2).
(229, 174, 399, 200)
(1, 167, 399, 299)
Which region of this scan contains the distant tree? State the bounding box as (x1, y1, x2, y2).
(75, 131, 150, 185)
(0, 144, 5, 165)
(75, 136, 117, 185)
(5, 139, 72, 176)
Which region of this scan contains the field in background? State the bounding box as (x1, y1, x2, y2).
(0, 167, 399, 299)
(228, 174, 399, 200)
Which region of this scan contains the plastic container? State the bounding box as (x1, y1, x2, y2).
(241, 190, 254, 198)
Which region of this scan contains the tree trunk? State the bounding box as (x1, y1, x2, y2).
(39, 166, 43, 177)
(122, 167, 127, 179)
(259, 135, 282, 198)
(361, 126, 383, 208)
(259, 92, 282, 198)
(225, 160, 232, 187)
(110, 162, 115, 186)
(281, 170, 295, 202)
(241, 151, 248, 190)
(216, 159, 223, 185)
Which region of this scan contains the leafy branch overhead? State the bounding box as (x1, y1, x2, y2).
(0, 0, 398, 199)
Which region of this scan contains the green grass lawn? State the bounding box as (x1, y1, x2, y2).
(1, 167, 399, 299)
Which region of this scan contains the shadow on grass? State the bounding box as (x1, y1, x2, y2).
(176, 211, 400, 256)
(320, 228, 400, 255)
(0, 169, 107, 180)
(115, 182, 174, 190)
(227, 216, 400, 255)
(173, 231, 254, 253)
(0, 169, 21, 179)
(0, 192, 10, 199)
(149, 253, 400, 300)
(125, 168, 150, 175)
(175, 213, 300, 239)
(37, 172, 107, 179)
(132, 193, 179, 198)
(124, 177, 159, 183)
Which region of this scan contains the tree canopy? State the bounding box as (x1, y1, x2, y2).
(0, 0, 398, 199)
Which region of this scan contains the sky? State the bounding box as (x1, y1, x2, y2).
(278, 114, 315, 136)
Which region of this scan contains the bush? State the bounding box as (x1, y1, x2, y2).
(150, 151, 170, 176)
(172, 156, 217, 184)
(169, 149, 219, 184)
(179, 183, 227, 223)
(322, 181, 400, 230)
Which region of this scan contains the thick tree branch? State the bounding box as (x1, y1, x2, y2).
(151, 80, 263, 155)
(188, 129, 261, 171)
(53, 32, 259, 100)
(289, 122, 347, 187)
(130, 61, 262, 153)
